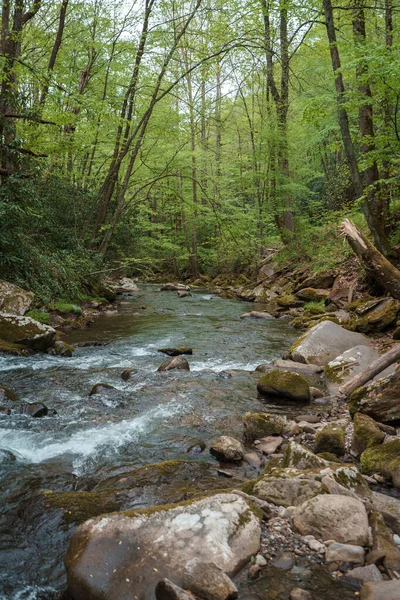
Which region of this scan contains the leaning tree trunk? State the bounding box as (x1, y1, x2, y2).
(340, 219, 400, 299)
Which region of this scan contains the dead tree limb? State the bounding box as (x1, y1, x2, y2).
(339, 343, 400, 397)
(340, 219, 400, 299)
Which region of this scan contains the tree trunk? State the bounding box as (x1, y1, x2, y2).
(39, 0, 69, 108)
(339, 343, 400, 397)
(340, 219, 400, 299)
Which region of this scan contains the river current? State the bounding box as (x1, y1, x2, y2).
(0, 285, 356, 599)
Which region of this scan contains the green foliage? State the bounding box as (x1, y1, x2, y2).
(25, 310, 51, 324)
(303, 301, 325, 315)
(47, 302, 82, 315)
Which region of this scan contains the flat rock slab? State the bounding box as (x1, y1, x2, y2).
(290, 321, 367, 366)
(272, 360, 324, 373)
(65, 493, 261, 600)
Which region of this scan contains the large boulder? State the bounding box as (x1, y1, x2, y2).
(349, 370, 400, 423)
(116, 277, 140, 294)
(294, 271, 336, 292)
(65, 493, 261, 600)
(293, 495, 369, 545)
(0, 312, 56, 351)
(372, 492, 400, 535)
(0, 280, 34, 315)
(360, 439, 400, 488)
(295, 288, 329, 302)
(257, 370, 310, 402)
(158, 356, 190, 372)
(289, 321, 367, 366)
(351, 413, 385, 458)
(253, 476, 325, 508)
(325, 345, 380, 393)
(351, 298, 399, 333)
(283, 442, 331, 470)
(242, 413, 284, 442)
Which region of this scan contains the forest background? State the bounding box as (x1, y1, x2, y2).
(0, 0, 399, 302)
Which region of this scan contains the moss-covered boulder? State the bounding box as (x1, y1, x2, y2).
(0, 312, 56, 351)
(351, 298, 399, 333)
(349, 370, 400, 423)
(283, 441, 331, 470)
(0, 280, 35, 315)
(253, 473, 326, 507)
(289, 321, 367, 366)
(360, 439, 400, 488)
(242, 412, 284, 441)
(0, 338, 30, 355)
(277, 295, 304, 308)
(295, 271, 336, 292)
(296, 288, 329, 302)
(42, 490, 121, 524)
(351, 413, 385, 458)
(65, 493, 261, 600)
(314, 426, 345, 457)
(367, 511, 400, 572)
(47, 340, 74, 357)
(257, 369, 310, 402)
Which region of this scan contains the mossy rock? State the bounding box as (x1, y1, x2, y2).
(349, 370, 400, 423)
(314, 426, 345, 457)
(296, 288, 329, 302)
(242, 412, 284, 441)
(47, 340, 74, 357)
(277, 295, 304, 308)
(283, 441, 331, 470)
(42, 490, 120, 524)
(351, 298, 399, 333)
(0, 313, 56, 351)
(360, 439, 400, 488)
(351, 413, 385, 458)
(316, 452, 342, 463)
(0, 338, 30, 355)
(368, 511, 400, 572)
(257, 369, 310, 402)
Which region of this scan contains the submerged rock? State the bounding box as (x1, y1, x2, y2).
(289, 321, 367, 366)
(121, 368, 136, 381)
(0, 280, 34, 315)
(257, 369, 310, 402)
(210, 436, 244, 463)
(89, 383, 116, 396)
(65, 493, 261, 600)
(158, 356, 190, 372)
(20, 402, 48, 418)
(240, 311, 272, 319)
(360, 439, 400, 488)
(0, 386, 18, 402)
(293, 494, 369, 545)
(349, 369, 400, 423)
(158, 347, 193, 357)
(0, 312, 56, 351)
(242, 413, 284, 442)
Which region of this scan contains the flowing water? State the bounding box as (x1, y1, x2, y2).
(0, 285, 355, 599)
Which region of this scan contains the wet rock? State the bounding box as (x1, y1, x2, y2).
(158, 347, 193, 357)
(325, 542, 365, 565)
(257, 369, 310, 402)
(351, 413, 385, 458)
(155, 579, 195, 600)
(289, 588, 312, 600)
(116, 277, 140, 294)
(242, 413, 284, 442)
(257, 436, 283, 456)
(293, 495, 369, 545)
(294, 414, 320, 424)
(296, 288, 329, 302)
(158, 356, 190, 372)
(210, 436, 244, 463)
(240, 311, 272, 319)
(309, 387, 324, 398)
(372, 492, 400, 535)
(20, 402, 48, 418)
(271, 551, 295, 569)
(161, 283, 190, 291)
(0, 279, 35, 315)
(360, 439, 400, 488)
(121, 368, 136, 381)
(89, 383, 116, 396)
(65, 493, 261, 600)
(344, 564, 383, 587)
(367, 511, 400, 572)
(0, 312, 56, 351)
(0, 385, 18, 402)
(289, 321, 367, 366)
(183, 558, 238, 600)
(47, 340, 74, 357)
(352, 298, 399, 333)
(177, 290, 192, 298)
(314, 426, 345, 457)
(187, 441, 206, 455)
(360, 580, 400, 600)
(349, 370, 400, 423)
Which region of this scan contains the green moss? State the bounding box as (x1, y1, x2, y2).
(314, 427, 345, 456)
(47, 301, 82, 314)
(242, 412, 284, 441)
(25, 309, 50, 325)
(353, 413, 385, 451)
(42, 490, 119, 524)
(0, 338, 29, 355)
(360, 439, 400, 480)
(316, 452, 342, 463)
(257, 369, 310, 401)
(304, 301, 325, 315)
(241, 478, 260, 495)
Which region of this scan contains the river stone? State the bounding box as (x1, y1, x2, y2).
(242, 413, 284, 442)
(344, 565, 382, 587)
(240, 311, 272, 319)
(360, 580, 400, 600)
(161, 283, 190, 291)
(367, 511, 400, 572)
(0, 280, 35, 315)
(271, 359, 324, 373)
(89, 383, 116, 396)
(352, 298, 399, 333)
(325, 542, 365, 565)
(283, 442, 331, 470)
(183, 558, 238, 600)
(360, 439, 400, 488)
(20, 402, 48, 418)
(158, 356, 190, 372)
(158, 347, 193, 357)
(372, 492, 400, 535)
(121, 368, 136, 380)
(0, 386, 18, 402)
(295, 288, 329, 302)
(116, 277, 140, 294)
(293, 495, 369, 545)
(257, 370, 310, 402)
(155, 579, 195, 600)
(65, 493, 261, 600)
(257, 436, 283, 455)
(253, 476, 325, 508)
(210, 436, 244, 463)
(314, 426, 345, 457)
(351, 413, 385, 458)
(349, 370, 400, 423)
(0, 312, 56, 351)
(289, 589, 312, 600)
(289, 321, 367, 366)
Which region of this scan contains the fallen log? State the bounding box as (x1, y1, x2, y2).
(339, 343, 400, 397)
(340, 219, 400, 300)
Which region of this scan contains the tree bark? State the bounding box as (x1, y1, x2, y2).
(339, 343, 400, 397)
(39, 0, 69, 107)
(340, 219, 400, 299)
